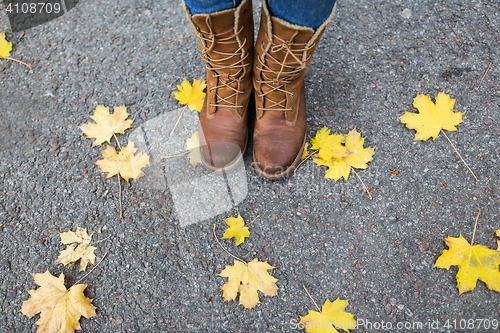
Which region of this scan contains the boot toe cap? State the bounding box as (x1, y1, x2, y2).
(200, 142, 243, 171)
(253, 145, 303, 178)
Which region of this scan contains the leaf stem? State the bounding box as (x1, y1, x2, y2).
(447, 23, 462, 44)
(90, 234, 111, 246)
(170, 105, 188, 136)
(113, 133, 124, 154)
(246, 215, 260, 226)
(111, 133, 125, 218)
(477, 62, 492, 90)
(303, 285, 321, 313)
(440, 129, 479, 181)
(470, 208, 481, 246)
(4, 56, 32, 69)
(161, 151, 190, 159)
(117, 176, 122, 218)
(212, 224, 246, 264)
(294, 150, 318, 172)
(351, 167, 372, 200)
(72, 251, 108, 287)
(159, 35, 191, 46)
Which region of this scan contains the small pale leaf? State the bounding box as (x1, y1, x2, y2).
(95, 141, 150, 182)
(186, 131, 201, 168)
(80, 105, 134, 146)
(56, 227, 96, 272)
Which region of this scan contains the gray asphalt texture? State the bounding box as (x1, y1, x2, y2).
(1, 0, 499, 332)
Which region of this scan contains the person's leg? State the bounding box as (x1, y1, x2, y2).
(252, 0, 337, 179)
(182, 0, 254, 171)
(184, 0, 242, 15)
(267, 0, 337, 29)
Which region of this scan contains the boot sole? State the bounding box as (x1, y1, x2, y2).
(253, 133, 307, 180)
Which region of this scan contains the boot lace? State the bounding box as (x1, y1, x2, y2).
(255, 32, 314, 115)
(197, 16, 250, 109)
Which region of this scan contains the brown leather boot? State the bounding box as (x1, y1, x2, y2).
(183, 0, 254, 172)
(253, 1, 336, 179)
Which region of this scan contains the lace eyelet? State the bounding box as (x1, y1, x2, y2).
(209, 88, 213, 93)
(240, 104, 244, 108)
(290, 107, 294, 112)
(212, 73, 216, 77)
(209, 102, 212, 107)
(290, 92, 295, 98)
(240, 89, 245, 94)
(261, 41, 264, 46)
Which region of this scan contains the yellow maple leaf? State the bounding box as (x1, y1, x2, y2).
(309, 127, 347, 160)
(307, 127, 349, 175)
(310, 127, 333, 150)
(434, 234, 500, 294)
(222, 215, 250, 246)
(317, 136, 348, 162)
(324, 161, 352, 181)
(80, 105, 134, 146)
(0, 31, 12, 58)
(95, 141, 150, 182)
(219, 258, 278, 309)
(174, 78, 206, 111)
(186, 131, 201, 168)
(56, 227, 96, 272)
(324, 129, 375, 181)
(342, 128, 375, 169)
(400, 92, 463, 141)
(300, 298, 356, 333)
(20, 271, 96, 333)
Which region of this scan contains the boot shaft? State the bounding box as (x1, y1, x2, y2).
(254, 1, 337, 122)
